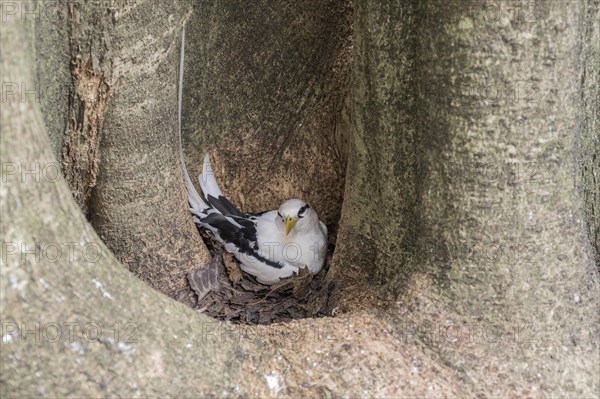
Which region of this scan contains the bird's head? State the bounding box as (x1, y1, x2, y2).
(277, 199, 315, 236)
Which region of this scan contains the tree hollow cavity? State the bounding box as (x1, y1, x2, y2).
(41, 1, 355, 325)
(174, 0, 354, 324)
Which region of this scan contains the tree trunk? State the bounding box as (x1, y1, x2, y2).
(2, 7, 236, 396)
(34, 0, 212, 297)
(579, 0, 600, 267)
(2, 0, 598, 397)
(333, 0, 599, 394)
(181, 0, 352, 223)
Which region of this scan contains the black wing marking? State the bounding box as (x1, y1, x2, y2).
(229, 215, 258, 235)
(247, 210, 269, 217)
(206, 194, 244, 218)
(199, 194, 283, 269)
(198, 212, 283, 269)
(199, 213, 255, 250)
(245, 251, 284, 269)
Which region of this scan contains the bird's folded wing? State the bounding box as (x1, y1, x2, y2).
(206, 194, 244, 218)
(199, 212, 258, 252)
(200, 212, 285, 270)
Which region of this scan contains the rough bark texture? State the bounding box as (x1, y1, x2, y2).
(38, 1, 209, 295)
(579, 0, 599, 266)
(332, 0, 600, 395)
(2, 0, 599, 397)
(60, 3, 113, 216)
(35, 1, 70, 160)
(1, 12, 237, 397)
(182, 0, 352, 224)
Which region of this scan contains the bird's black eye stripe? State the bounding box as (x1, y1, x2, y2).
(297, 204, 309, 218)
(277, 212, 282, 218)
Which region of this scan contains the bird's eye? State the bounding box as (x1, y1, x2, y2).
(298, 204, 309, 218)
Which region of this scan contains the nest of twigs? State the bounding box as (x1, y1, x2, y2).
(182, 230, 336, 324)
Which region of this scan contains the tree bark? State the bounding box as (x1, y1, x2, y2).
(34, 0, 213, 296)
(181, 0, 352, 223)
(332, 0, 599, 394)
(2, 0, 598, 397)
(579, 0, 600, 267)
(1, 9, 238, 396)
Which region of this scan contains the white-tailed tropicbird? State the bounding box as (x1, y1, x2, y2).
(177, 28, 327, 285)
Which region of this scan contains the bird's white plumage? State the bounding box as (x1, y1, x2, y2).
(177, 27, 327, 284)
(199, 154, 224, 200)
(178, 27, 208, 216)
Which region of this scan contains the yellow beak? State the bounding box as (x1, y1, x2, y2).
(285, 216, 298, 236)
